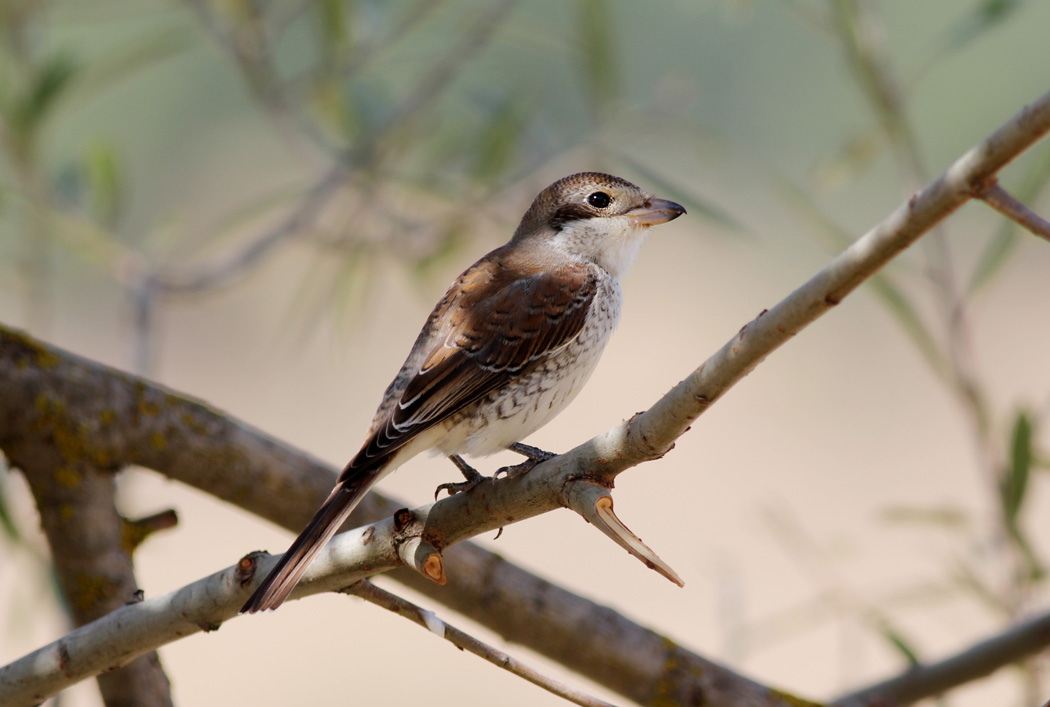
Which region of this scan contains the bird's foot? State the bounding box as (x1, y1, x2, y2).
(436, 455, 488, 498)
(495, 443, 559, 480)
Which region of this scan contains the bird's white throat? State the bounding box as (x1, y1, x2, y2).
(554, 216, 650, 279)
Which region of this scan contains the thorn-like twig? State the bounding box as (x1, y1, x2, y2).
(154, 163, 349, 294)
(346, 580, 618, 707)
(393, 510, 446, 585)
(571, 483, 684, 587)
(121, 509, 179, 554)
(976, 181, 1050, 242)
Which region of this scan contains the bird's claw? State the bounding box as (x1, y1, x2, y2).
(435, 463, 487, 499)
(434, 476, 487, 498)
(496, 443, 558, 480)
(494, 458, 540, 480)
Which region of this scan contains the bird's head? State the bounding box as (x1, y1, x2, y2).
(512, 172, 686, 278)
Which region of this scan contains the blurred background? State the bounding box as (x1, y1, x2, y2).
(1, 0, 1048, 705)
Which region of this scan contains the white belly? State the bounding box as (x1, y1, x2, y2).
(435, 277, 622, 458)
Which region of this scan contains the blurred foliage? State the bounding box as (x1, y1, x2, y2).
(0, 462, 20, 543)
(0, 0, 1048, 703)
(774, 1, 1049, 700)
(776, 177, 952, 383)
(575, 0, 618, 118)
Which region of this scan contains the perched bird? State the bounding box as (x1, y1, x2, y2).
(241, 172, 685, 613)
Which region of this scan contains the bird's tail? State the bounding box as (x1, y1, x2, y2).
(240, 465, 382, 613)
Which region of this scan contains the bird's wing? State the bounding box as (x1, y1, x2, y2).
(342, 259, 599, 475)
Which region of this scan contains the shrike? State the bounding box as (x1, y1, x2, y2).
(241, 172, 685, 613)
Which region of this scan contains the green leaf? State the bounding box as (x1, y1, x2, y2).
(875, 618, 921, 667)
(84, 141, 124, 227)
(317, 0, 353, 65)
(13, 52, 78, 137)
(1001, 409, 1033, 525)
(970, 142, 1050, 292)
(1000, 410, 1045, 581)
(938, 0, 1022, 57)
(0, 468, 21, 543)
(73, 26, 197, 104)
(1012, 525, 1046, 582)
(575, 0, 618, 113)
(473, 95, 527, 183)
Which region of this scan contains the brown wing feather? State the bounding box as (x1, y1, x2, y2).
(343, 258, 598, 475)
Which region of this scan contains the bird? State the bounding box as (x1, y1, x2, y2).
(241, 172, 685, 613)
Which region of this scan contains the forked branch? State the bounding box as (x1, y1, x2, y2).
(3, 87, 1050, 706)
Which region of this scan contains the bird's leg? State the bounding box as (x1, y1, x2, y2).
(435, 455, 487, 498)
(495, 442, 559, 480)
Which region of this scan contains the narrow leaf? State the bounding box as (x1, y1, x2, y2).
(473, 95, 527, 183)
(14, 52, 77, 134)
(317, 0, 352, 64)
(1000, 410, 1046, 581)
(938, 0, 1022, 58)
(0, 470, 20, 543)
(875, 618, 921, 667)
(575, 0, 618, 113)
(74, 26, 196, 104)
(1010, 525, 1046, 582)
(1001, 409, 1033, 525)
(84, 141, 124, 227)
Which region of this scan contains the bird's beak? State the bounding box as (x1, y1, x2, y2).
(628, 197, 687, 227)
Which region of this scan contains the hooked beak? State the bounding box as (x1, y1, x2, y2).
(627, 197, 687, 227)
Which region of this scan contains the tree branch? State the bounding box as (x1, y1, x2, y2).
(976, 181, 1050, 242)
(153, 162, 350, 294)
(832, 609, 1050, 706)
(2, 85, 1050, 705)
(156, 0, 519, 297)
(5, 426, 173, 706)
(0, 327, 804, 707)
(346, 580, 618, 707)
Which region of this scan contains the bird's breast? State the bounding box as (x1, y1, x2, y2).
(437, 276, 623, 457)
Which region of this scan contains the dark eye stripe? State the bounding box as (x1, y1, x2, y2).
(549, 202, 596, 230)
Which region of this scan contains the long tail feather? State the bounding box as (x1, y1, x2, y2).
(240, 466, 381, 613)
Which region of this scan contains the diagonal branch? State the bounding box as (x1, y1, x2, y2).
(976, 180, 1050, 242)
(0, 326, 802, 707)
(7, 438, 173, 707)
(346, 580, 618, 707)
(157, 0, 519, 297)
(832, 609, 1050, 706)
(153, 162, 350, 294)
(2, 86, 1050, 706)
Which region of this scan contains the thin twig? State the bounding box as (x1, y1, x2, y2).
(571, 483, 683, 587)
(153, 162, 348, 293)
(8, 430, 174, 706)
(156, 0, 518, 297)
(363, 0, 518, 163)
(3, 84, 1050, 705)
(977, 181, 1050, 242)
(832, 610, 1050, 706)
(347, 581, 619, 707)
(180, 0, 331, 155)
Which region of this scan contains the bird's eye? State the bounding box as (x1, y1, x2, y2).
(587, 191, 611, 208)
